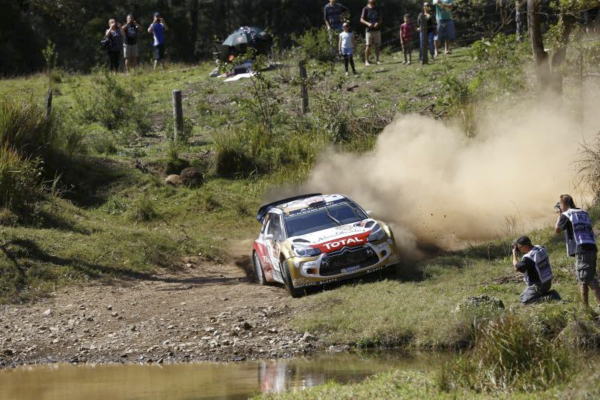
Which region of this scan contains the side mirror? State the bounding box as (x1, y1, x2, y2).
(264, 234, 274, 241)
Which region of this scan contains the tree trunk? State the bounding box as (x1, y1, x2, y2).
(527, 0, 568, 93)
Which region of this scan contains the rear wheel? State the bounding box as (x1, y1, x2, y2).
(253, 251, 267, 285)
(280, 259, 304, 298)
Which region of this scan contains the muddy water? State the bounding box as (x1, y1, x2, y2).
(0, 352, 440, 400)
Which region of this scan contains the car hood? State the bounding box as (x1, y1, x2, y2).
(288, 219, 377, 253)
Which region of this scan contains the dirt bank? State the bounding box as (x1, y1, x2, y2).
(0, 257, 323, 369)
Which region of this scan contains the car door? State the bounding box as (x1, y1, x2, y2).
(265, 214, 284, 279)
(256, 214, 274, 274)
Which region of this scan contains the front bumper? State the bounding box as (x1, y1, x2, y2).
(287, 239, 399, 289)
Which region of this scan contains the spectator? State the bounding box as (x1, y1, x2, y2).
(122, 14, 140, 73)
(432, 0, 455, 55)
(360, 0, 382, 66)
(324, 0, 349, 32)
(512, 236, 560, 305)
(148, 12, 168, 70)
(555, 194, 600, 307)
(417, 2, 436, 61)
(105, 19, 122, 72)
(400, 14, 415, 65)
(338, 22, 357, 76)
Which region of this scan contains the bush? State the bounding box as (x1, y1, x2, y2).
(74, 71, 151, 142)
(129, 194, 158, 222)
(0, 145, 42, 212)
(441, 311, 572, 393)
(0, 99, 55, 158)
(293, 28, 337, 62)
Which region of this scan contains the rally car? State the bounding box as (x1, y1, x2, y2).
(252, 194, 399, 297)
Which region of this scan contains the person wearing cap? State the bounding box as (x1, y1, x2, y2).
(338, 22, 357, 76)
(512, 236, 559, 304)
(360, 0, 382, 66)
(555, 194, 600, 307)
(148, 12, 168, 70)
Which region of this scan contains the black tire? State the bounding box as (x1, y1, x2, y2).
(253, 251, 267, 285)
(280, 259, 304, 298)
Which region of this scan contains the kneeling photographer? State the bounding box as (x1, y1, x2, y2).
(512, 236, 560, 304)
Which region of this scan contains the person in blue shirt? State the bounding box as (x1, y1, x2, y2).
(432, 0, 455, 55)
(324, 0, 349, 32)
(148, 12, 168, 70)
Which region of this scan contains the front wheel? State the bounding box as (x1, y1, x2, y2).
(280, 259, 304, 298)
(253, 251, 267, 285)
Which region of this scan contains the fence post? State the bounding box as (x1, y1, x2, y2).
(46, 89, 53, 117)
(420, 16, 428, 65)
(172, 90, 183, 143)
(299, 60, 309, 114)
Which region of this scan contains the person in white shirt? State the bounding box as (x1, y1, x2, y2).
(338, 22, 357, 76)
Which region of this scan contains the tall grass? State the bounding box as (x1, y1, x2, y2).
(0, 99, 54, 157)
(0, 145, 42, 212)
(441, 311, 572, 393)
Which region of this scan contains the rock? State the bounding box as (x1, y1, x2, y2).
(107, 305, 113, 311)
(111, 312, 119, 318)
(3, 349, 14, 356)
(242, 322, 252, 330)
(165, 175, 183, 187)
(267, 328, 278, 334)
(455, 295, 505, 313)
(180, 167, 204, 188)
(302, 332, 317, 342)
(42, 309, 52, 317)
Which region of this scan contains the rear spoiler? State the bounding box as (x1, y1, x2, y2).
(256, 193, 322, 223)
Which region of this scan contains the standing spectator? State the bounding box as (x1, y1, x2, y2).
(105, 19, 122, 72)
(399, 14, 415, 65)
(417, 2, 436, 61)
(324, 0, 349, 32)
(148, 12, 168, 70)
(555, 194, 600, 307)
(122, 14, 140, 73)
(338, 22, 357, 76)
(360, 0, 382, 66)
(432, 0, 455, 55)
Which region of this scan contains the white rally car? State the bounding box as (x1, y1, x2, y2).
(252, 194, 400, 297)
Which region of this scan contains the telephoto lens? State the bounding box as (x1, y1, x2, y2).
(554, 202, 561, 213)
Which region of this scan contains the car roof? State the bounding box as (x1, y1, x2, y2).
(275, 194, 348, 215)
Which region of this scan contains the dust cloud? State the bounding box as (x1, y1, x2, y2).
(304, 99, 599, 255)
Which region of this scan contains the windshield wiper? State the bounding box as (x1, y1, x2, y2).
(323, 203, 342, 226)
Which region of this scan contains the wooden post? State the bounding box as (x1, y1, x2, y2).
(46, 89, 53, 117)
(172, 90, 183, 143)
(299, 60, 309, 114)
(420, 15, 428, 65)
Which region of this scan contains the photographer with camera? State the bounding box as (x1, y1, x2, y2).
(555, 194, 600, 307)
(122, 14, 140, 73)
(512, 236, 558, 304)
(148, 12, 168, 70)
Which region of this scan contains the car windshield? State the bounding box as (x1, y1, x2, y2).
(284, 202, 367, 237)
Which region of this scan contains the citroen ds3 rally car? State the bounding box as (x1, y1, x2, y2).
(252, 194, 400, 297)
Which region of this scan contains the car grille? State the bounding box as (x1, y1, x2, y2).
(319, 246, 379, 276)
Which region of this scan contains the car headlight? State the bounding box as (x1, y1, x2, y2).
(292, 245, 321, 257)
(368, 224, 386, 242)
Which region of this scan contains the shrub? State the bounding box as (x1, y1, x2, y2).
(293, 28, 337, 62)
(0, 99, 55, 158)
(73, 71, 151, 142)
(0, 145, 42, 212)
(441, 312, 572, 393)
(129, 194, 158, 222)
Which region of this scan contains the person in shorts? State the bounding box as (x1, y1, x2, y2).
(512, 236, 560, 304)
(432, 0, 455, 55)
(360, 0, 382, 66)
(148, 12, 168, 70)
(555, 194, 600, 307)
(338, 22, 357, 75)
(122, 14, 140, 73)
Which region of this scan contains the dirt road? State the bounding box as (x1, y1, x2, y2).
(0, 256, 320, 368)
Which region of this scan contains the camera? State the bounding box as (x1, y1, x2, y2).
(511, 240, 519, 254)
(554, 202, 561, 213)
